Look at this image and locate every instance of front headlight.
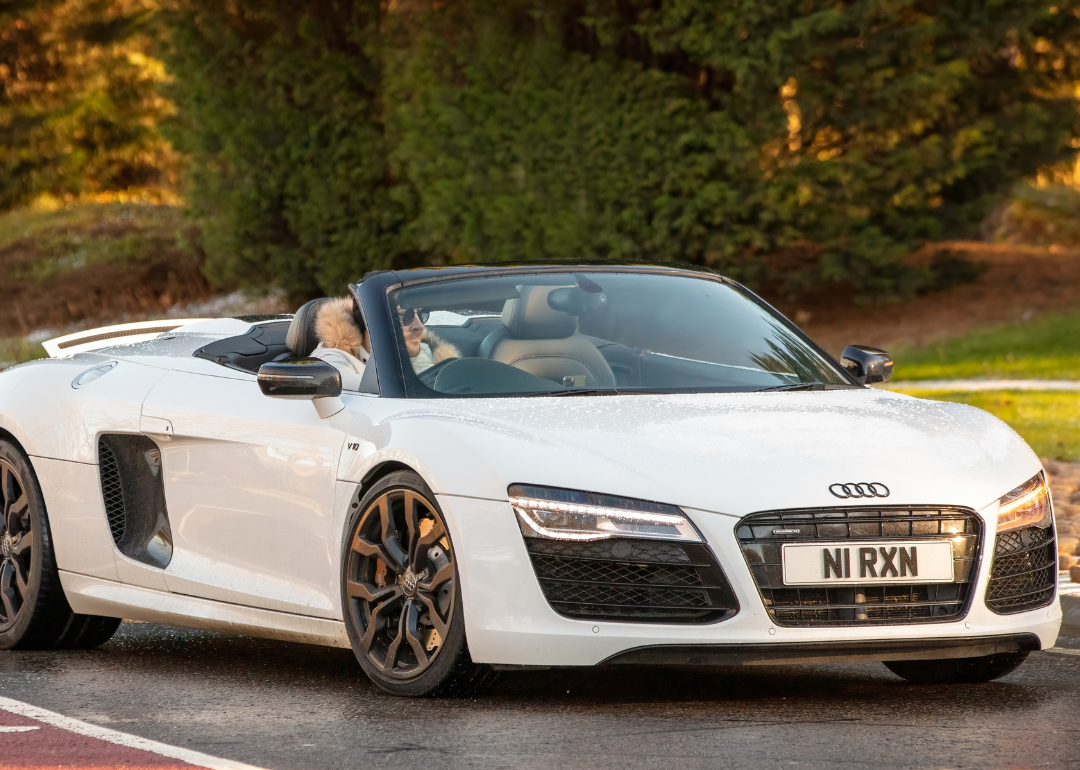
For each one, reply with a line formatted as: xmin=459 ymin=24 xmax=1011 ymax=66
xmin=508 ymin=485 xmax=702 ymax=543
xmin=995 ymin=473 xmax=1053 ymax=533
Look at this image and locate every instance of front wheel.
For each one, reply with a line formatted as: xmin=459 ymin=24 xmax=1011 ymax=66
xmin=341 ymin=471 xmax=498 ymax=697
xmin=883 ymin=651 xmax=1030 ymax=684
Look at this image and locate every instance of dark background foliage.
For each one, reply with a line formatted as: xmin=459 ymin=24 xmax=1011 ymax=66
xmin=0 ymin=0 xmax=177 ymax=208
xmin=5 ymin=0 xmax=1080 ymax=300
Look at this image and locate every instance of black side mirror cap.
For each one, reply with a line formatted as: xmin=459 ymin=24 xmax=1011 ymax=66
xmin=840 ymin=345 xmax=893 ymax=385
xmin=258 ymin=359 xmax=343 ymax=399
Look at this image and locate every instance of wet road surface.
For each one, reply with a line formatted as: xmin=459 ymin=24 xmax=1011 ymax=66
xmin=0 ymin=622 xmax=1078 ymax=770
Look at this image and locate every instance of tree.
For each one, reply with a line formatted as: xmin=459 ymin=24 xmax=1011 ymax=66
xmin=0 ymin=0 xmax=178 ymax=209
xmin=161 ymin=0 xmax=1080 ymax=298
xmin=159 ymin=0 xmax=399 ymax=300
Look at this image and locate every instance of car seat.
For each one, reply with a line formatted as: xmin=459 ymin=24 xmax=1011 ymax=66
xmin=478 ymin=286 xmax=616 ymax=388
xmin=285 ymin=298 xmax=331 ymax=357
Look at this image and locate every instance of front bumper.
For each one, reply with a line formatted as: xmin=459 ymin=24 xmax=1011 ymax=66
xmin=440 ymin=496 xmax=1062 ymax=667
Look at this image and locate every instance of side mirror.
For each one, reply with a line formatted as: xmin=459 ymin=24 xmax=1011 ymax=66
xmin=258 ymin=360 xmax=344 ymax=418
xmin=840 ymin=345 xmax=893 ymax=385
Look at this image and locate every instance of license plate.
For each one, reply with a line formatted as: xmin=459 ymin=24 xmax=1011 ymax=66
xmin=781 ymin=541 xmax=954 ymax=585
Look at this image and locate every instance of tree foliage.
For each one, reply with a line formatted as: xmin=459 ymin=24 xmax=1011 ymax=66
xmin=0 ymin=0 xmax=178 ymax=208
xmin=159 ymin=0 xmax=398 ymax=298
xmin=161 ymin=1 xmax=1080 ymax=297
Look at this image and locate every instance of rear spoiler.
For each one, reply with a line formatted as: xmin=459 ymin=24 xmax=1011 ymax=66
xmin=42 ymin=319 xmax=210 ymax=358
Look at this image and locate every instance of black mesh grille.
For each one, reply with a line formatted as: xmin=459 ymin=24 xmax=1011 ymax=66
xmin=986 ymin=525 xmax=1056 ymax=614
xmin=523 ymin=538 xmax=738 ymax=623
xmin=736 ymin=506 xmax=982 ymax=627
xmin=97 ymin=441 xmax=125 ymax=543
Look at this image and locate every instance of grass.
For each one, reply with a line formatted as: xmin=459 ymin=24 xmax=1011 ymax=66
xmin=0 ymin=200 xmax=210 ymax=340
xmin=894 ymin=312 xmax=1080 ymax=381
xmin=0 ymin=200 xmax=198 ymax=284
xmin=903 ymin=389 xmax=1080 ymax=461
xmin=0 ymin=338 xmax=46 ymax=370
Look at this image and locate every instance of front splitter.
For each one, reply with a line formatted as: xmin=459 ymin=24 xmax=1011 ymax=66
xmin=599 ymin=633 xmax=1041 ymax=667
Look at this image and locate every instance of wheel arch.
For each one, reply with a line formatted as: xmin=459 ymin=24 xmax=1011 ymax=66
xmin=0 ymin=414 xmax=37 ymax=462
xmin=359 ymin=460 xmax=417 ymax=492
xmin=338 ymin=459 xmax=426 ymax=554
xmin=0 ymin=427 xmax=43 ymax=491
xmin=0 ymin=426 xmax=29 ymax=459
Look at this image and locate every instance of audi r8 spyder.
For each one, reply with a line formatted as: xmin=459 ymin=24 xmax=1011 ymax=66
xmin=0 ymin=265 xmax=1061 ymax=696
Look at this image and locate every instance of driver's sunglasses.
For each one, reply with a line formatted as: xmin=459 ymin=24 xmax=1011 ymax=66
xmin=397 ymin=307 xmax=430 ymax=325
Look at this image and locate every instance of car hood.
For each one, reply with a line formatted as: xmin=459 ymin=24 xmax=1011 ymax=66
xmin=380 ymin=388 xmax=1040 ymax=517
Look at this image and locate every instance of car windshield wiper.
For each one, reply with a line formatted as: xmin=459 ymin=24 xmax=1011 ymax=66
xmin=526 ymin=388 xmax=621 ymax=397
xmin=755 ymin=382 xmax=849 ymax=392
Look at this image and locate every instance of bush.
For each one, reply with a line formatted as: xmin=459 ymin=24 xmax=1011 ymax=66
xmin=160 ymin=1 xmax=401 ymax=301
xmin=161 ymin=0 xmax=1080 ymax=299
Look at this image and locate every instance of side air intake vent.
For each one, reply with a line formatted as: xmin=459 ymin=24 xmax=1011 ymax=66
xmin=98 ymin=442 xmax=125 ymax=542
xmin=96 ymin=435 xmax=173 ymax=569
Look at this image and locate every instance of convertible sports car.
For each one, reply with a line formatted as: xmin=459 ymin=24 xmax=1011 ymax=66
xmin=0 ymin=264 xmax=1061 ymax=696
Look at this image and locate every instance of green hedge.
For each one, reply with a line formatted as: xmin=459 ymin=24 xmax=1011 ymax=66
xmin=161 ymin=0 xmax=1080 ymax=299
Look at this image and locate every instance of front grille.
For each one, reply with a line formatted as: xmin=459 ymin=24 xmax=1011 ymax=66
xmin=98 ymin=440 xmax=125 ymax=543
xmin=524 ymin=538 xmax=738 ymax=623
xmin=736 ymin=506 xmax=982 ymax=627
xmin=986 ymin=525 xmax=1056 ymax=614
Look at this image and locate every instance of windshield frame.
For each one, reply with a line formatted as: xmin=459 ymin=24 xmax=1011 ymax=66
xmin=350 ymin=265 xmax=861 ymax=399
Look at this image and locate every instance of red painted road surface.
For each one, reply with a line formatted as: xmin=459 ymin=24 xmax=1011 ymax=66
xmin=0 ymin=707 xmax=209 ymax=770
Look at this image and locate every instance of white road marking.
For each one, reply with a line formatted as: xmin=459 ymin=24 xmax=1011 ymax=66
xmin=0 ymin=725 xmax=39 ymax=732
xmin=0 ymin=696 xmax=267 ymax=770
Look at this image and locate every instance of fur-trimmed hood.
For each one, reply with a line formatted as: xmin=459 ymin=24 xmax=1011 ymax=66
xmin=315 ymin=296 xmax=459 ymax=364
xmin=315 ymin=298 xmax=368 ymax=359
xmin=421 ymin=329 xmax=460 ymax=365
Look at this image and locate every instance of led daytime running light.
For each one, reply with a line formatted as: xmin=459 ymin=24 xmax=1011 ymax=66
xmin=510 ymin=497 xmax=688 ymax=526
xmin=510 ymin=495 xmax=702 ymax=543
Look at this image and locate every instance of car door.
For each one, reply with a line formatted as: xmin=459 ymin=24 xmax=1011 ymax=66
xmin=141 ymin=367 xmax=354 ymax=618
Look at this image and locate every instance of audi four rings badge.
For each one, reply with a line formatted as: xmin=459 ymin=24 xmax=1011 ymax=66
xmin=829 ymin=482 xmax=890 ymax=499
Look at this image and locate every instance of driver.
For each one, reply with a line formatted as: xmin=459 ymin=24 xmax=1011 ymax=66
xmin=398 ymin=306 xmax=459 ymax=373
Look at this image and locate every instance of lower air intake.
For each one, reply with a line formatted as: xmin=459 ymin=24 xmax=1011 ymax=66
xmin=524 ymin=538 xmax=738 ymax=623
xmin=985 ymin=525 xmax=1056 ymax=614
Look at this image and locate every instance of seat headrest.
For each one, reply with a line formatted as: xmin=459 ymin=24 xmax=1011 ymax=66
xmin=501 ymin=286 xmax=577 ymax=339
xmin=286 ymin=298 xmax=331 ymax=357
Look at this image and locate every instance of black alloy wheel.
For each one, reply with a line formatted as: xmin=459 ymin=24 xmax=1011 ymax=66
xmin=342 ymin=470 xmax=497 ymax=697
xmin=0 ymin=439 xmax=122 ymax=650
xmin=0 ymin=458 xmax=33 ymax=633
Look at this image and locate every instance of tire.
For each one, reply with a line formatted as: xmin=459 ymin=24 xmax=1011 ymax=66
xmin=0 ymin=440 xmax=120 ymax=650
xmin=341 ymin=470 xmax=498 ymax=697
xmin=883 ymin=651 xmax=1030 ymax=684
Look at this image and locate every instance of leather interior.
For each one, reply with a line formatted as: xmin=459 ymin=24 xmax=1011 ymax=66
xmin=482 ymin=286 xmax=616 ymax=388
xmin=500 ymin=285 xmax=578 ymax=339
xmin=285 ymin=298 xmax=330 ymax=357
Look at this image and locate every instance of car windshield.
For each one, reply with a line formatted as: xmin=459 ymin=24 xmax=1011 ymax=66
xmin=387 ymin=271 xmax=852 ymax=397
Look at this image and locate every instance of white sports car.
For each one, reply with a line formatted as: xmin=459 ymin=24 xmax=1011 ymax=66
xmin=0 ymin=265 xmax=1061 ymax=696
